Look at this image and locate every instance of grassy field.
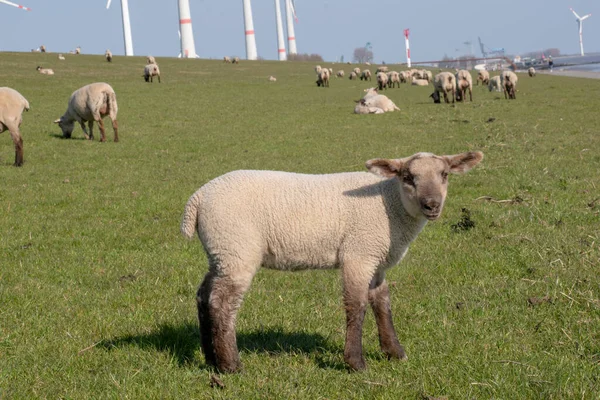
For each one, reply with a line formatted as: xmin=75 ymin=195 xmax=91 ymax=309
xmin=0 ymin=52 xmax=599 ymax=399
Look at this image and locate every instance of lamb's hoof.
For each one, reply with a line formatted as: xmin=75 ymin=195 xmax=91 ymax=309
xmin=345 ymin=356 xmax=367 ymax=371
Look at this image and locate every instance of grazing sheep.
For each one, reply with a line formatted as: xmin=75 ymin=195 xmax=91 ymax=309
xmin=182 ymin=151 xmax=484 ymax=372
xmin=411 ymin=69 xmax=423 ymax=79
xmin=58 ymin=54 xmax=66 ymax=61
xmin=349 ymin=71 xmax=358 ymax=80
xmin=399 ymin=71 xmax=410 ymax=83
xmin=232 ymin=57 xmax=240 ymax=64
xmin=223 ymin=56 xmax=232 ymax=63
xmin=147 ymin=55 xmax=156 ymax=65
xmin=315 ymin=65 xmax=322 ymax=74
xmin=377 ymin=71 xmax=388 ymax=90
xmin=502 ymin=71 xmax=518 ymax=99
xmin=54 ymin=82 xmax=119 ymax=142
xmin=353 ymin=98 xmax=384 ymax=114
xmin=0 ymin=87 xmax=29 ymax=166
xmin=144 ymin=63 xmax=161 ymax=83
xmin=422 ymin=70 xmax=433 ymax=83
xmin=528 ymin=67 xmax=536 ymax=77
xmin=36 ymin=66 xmax=54 ymax=76
xmin=430 ymin=72 xmax=455 ymax=103
xmin=362 ymin=87 xmax=400 ymax=112
xmin=40 ymin=45 xmax=46 ymax=53
xmin=477 ymin=70 xmax=490 ymax=86
xmin=455 ymin=70 xmax=473 ymax=102
xmin=387 ymin=71 xmax=400 ymax=88
xmin=316 ymin=68 xmax=330 ymax=87
xmin=75 ymin=47 xmax=81 ymax=55
xmin=105 ymin=49 xmax=113 ymax=62
xmin=411 ymin=78 xmax=429 ymax=86
xmin=353 ymin=67 xmax=361 ymax=76
xmin=360 ymin=69 xmax=372 ymax=81
xmin=488 ymin=76 xmax=502 ymax=92
xmin=336 ymin=70 xmax=345 ymax=78
xmin=268 ymin=76 xmax=277 ymax=82
xmin=328 ymin=68 xmax=333 ymax=75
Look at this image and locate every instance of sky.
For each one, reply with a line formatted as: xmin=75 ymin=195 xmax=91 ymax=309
xmin=1 ymin=0 xmax=599 ymax=63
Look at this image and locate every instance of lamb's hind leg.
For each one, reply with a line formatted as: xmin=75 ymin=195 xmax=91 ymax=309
xmin=369 ymin=272 xmax=406 ymax=361
xmin=87 ymin=121 xmax=94 ymax=141
xmin=97 ymin=119 xmax=107 ymax=142
xmin=111 ymin=119 xmax=119 ymax=142
xmin=8 ymin=125 xmax=23 ymax=166
xmin=197 ymin=271 xmax=217 ymax=367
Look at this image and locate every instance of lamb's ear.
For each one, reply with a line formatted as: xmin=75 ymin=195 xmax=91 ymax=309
xmin=53 ymin=118 xmax=61 ymax=124
xmin=443 ymin=151 xmax=484 ymax=174
xmin=366 ymin=158 xmax=404 ymax=177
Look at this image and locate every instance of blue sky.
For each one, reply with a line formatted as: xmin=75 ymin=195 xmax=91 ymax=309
xmin=1 ymin=0 xmax=599 ymax=62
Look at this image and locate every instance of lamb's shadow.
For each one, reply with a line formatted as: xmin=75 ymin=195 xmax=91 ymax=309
xmin=48 ymin=133 xmax=86 ymax=140
xmin=101 ymin=322 xmax=345 ymax=370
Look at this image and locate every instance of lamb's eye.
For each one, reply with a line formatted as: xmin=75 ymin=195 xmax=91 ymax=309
xmin=403 ymin=174 xmax=415 ymax=186
xmin=441 ymin=171 xmax=448 ymax=181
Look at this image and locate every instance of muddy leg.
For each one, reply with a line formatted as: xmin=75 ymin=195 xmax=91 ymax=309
xmin=197 ymin=272 xmax=217 ymax=367
xmin=79 ymin=121 xmax=90 ymax=140
xmin=369 ymin=273 xmax=406 ymax=360
xmin=97 ymin=119 xmax=106 ymax=142
xmin=112 ymin=119 xmax=119 ymax=142
xmin=87 ymin=121 xmax=94 ymax=141
xmin=9 ymin=127 xmax=23 ymax=167
xmin=342 ymin=266 xmax=372 ymax=371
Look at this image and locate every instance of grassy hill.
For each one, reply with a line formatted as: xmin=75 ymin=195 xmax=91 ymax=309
xmin=1 ymin=52 xmax=599 ymax=399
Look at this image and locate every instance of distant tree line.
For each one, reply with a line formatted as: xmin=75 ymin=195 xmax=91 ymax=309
xmin=288 ymin=53 xmax=324 ymax=62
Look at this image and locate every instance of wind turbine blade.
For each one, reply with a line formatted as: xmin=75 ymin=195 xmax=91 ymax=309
xmin=581 ymin=14 xmax=591 ymax=21
xmin=570 ymin=7 xmax=581 ymax=20
xmin=0 ymin=0 xmax=31 ymax=11
xmin=106 ymin=0 xmax=112 ymax=9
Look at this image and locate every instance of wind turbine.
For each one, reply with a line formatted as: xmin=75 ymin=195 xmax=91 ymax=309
xmin=274 ymin=0 xmax=286 ymax=60
xmin=570 ymin=7 xmax=591 ymax=56
xmin=285 ymin=0 xmax=297 ymax=54
xmin=242 ymin=0 xmax=258 ymax=60
xmin=178 ymin=0 xmax=197 ymax=58
xmin=106 ymin=0 xmax=134 ymax=56
xmin=0 ymin=0 xmax=31 ymax=11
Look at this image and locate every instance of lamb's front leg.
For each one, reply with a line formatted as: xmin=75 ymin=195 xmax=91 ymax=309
xmin=369 ymin=272 xmax=406 ymax=361
xmin=79 ymin=121 xmax=90 ymax=140
xmin=342 ymin=264 xmax=372 ymax=371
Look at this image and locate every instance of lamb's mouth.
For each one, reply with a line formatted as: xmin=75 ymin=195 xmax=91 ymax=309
xmin=423 ymin=211 xmax=440 ymax=220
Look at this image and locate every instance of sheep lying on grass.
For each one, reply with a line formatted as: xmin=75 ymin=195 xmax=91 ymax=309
xmin=362 ymin=87 xmax=400 ymax=112
xmin=144 ymin=64 xmax=161 ymax=83
xmin=353 ymin=98 xmax=384 ymax=114
xmin=36 ymin=66 xmax=54 ymax=75
xmin=58 ymin=54 xmax=66 ymax=61
xmin=411 ymin=78 xmax=428 ymax=86
xmin=181 ymin=151 xmax=484 ymax=372
xmin=502 ymin=71 xmax=518 ymax=99
xmin=0 ymin=87 xmax=29 ymax=166
xmin=105 ymin=49 xmax=113 ymax=62
xmin=430 ymin=72 xmax=455 ymax=103
xmin=54 ymin=82 xmax=119 ymax=142
xmin=268 ymin=76 xmax=277 ymax=82
xmin=488 ymin=75 xmax=502 ymax=92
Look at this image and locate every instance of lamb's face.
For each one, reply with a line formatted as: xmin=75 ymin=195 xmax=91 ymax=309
xmin=366 ymin=152 xmax=484 ymax=221
xmin=54 ymin=117 xmax=74 ymax=138
xmin=430 ymin=92 xmax=441 ymax=103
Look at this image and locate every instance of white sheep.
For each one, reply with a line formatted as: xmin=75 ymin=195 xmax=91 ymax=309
xmin=349 ymin=71 xmax=358 ymax=80
xmin=488 ymin=75 xmax=502 ymax=92
xmin=316 ymin=68 xmax=330 ymax=87
xmin=105 ymin=49 xmax=113 ymax=63
xmin=181 ymin=151 xmax=484 ymax=372
xmin=360 ymin=69 xmax=372 ymax=81
xmin=423 ymin=70 xmax=433 ymax=83
xmin=430 ymin=72 xmax=455 ymax=103
xmin=362 ymin=87 xmax=400 ymax=112
xmin=376 ymin=66 xmax=389 ymax=73
xmin=387 ymin=71 xmax=400 ymax=88
xmin=36 ymin=66 xmax=54 ymax=75
xmin=477 ymin=70 xmax=490 ymax=86
xmin=314 ymin=65 xmax=322 ymax=74
xmin=353 ymin=98 xmax=384 ymax=114
xmin=58 ymin=54 xmax=66 ymax=61
xmin=54 ymin=82 xmax=119 ymax=142
xmin=336 ymin=70 xmax=345 ymax=78
xmin=75 ymin=46 xmax=81 ymax=55
xmin=353 ymin=67 xmax=361 ymax=76
xmin=232 ymin=56 xmax=240 ymax=64
xmin=455 ymin=69 xmax=473 ymax=102
xmin=40 ymin=45 xmax=46 ymax=53
xmin=147 ymin=55 xmax=156 ymax=65
xmin=144 ymin=63 xmax=161 ymax=83
xmin=223 ymin=56 xmax=232 ymax=63
xmin=399 ymin=71 xmax=411 ymax=83
xmin=268 ymin=76 xmax=277 ymax=82
xmin=0 ymin=87 xmax=29 ymax=166
xmin=528 ymin=67 xmax=536 ymax=77
xmin=377 ymin=71 xmax=389 ymax=90
xmin=411 ymin=78 xmax=429 ymax=86
xmin=502 ymin=70 xmax=518 ymax=99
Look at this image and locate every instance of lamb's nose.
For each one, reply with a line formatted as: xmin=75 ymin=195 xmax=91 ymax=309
xmin=421 ymin=199 xmax=440 ymax=212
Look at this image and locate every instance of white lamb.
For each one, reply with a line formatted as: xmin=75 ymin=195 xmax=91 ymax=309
xmin=54 ymin=82 xmax=119 ymax=142
xmin=501 ymin=70 xmax=518 ymax=99
xmin=488 ymin=75 xmax=502 ymax=92
xmin=315 ymin=65 xmax=322 ymax=74
xmin=353 ymin=98 xmax=384 ymax=114
xmin=181 ymin=151 xmax=484 ymax=373
xmin=360 ymin=69 xmax=372 ymax=81
xmin=387 ymin=71 xmax=400 ymax=88
xmin=528 ymin=67 xmax=536 ymax=77
xmin=377 ymin=71 xmax=388 ymax=90
xmin=144 ymin=64 xmax=161 ymax=83
xmin=336 ymin=70 xmax=345 ymax=78
xmin=0 ymin=87 xmax=29 ymax=166
xmin=349 ymin=71 xmax=358 ymax=80
xmin=477 ymin=70 xmax=489 ymax=86
xmin=105 ymin=49 xmax=113 ymax=63
xmin=147 ymin=55 xmax=156 ymax=65
xmin=353 ymin=67 xmax=361 ymax=76
xmin=411 ymin=78 xmax=429 ymax=86
xmin=36 ymin=66 xmax=54 ymax=76
xmin=232 ymin=57 xmax=240 ymax=64
xmin=362 ymin=87 xmax=400 ymax=112
xmin=223 ymin=56 xmax=232 ymax=63
xmin=268 ymin=76 xmax=277 ymax=82
xmin=430 ymin=72 xmax=455 ymax=103
xmin=455 ymin=69 xmax=473 ymax=102
xmin=58 ymin=54 xmax=66 ymax=61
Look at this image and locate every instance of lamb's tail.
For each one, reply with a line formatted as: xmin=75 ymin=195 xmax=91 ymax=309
xmin=24 ymin=99 xmax=30 ymax=112
xmin=107 ymin=90 xmax=118 ymax=120
xmin=181 ymin=189 xmax=203 ymax=239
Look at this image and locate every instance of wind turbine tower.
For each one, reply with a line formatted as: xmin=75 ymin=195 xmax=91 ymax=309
xmin=178 ymin=0 xmax=197 ymax=58
xmin=570 ymin=7 xmax=592 ymax=56
xmin=243 ymin=0 xmax=258 ymax=60
xmin=274 ymin=0 xmax=286 ymax=60
xmin=285 ymin=0 xmax=297 ymax=55
xmin=107 ymin=0 xmax=134 ymax=56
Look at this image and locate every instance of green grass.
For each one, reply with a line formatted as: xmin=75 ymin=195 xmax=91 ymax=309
xmin=1 ymin=52 xmax=599 ymax=399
